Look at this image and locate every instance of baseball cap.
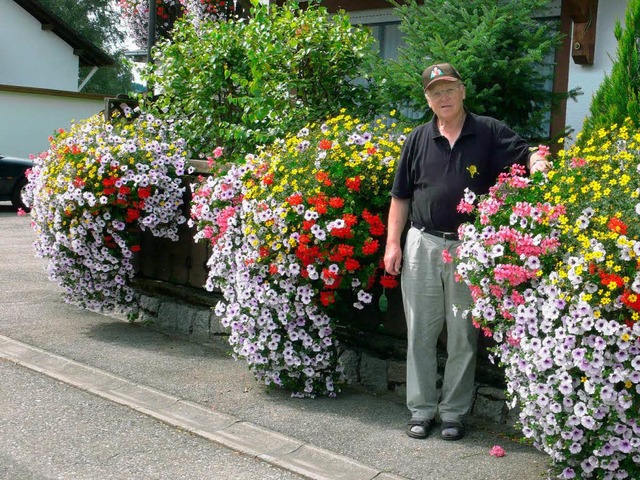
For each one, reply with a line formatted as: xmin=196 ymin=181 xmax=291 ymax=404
xmin=422 ymin=63 xmax=463 ymax=90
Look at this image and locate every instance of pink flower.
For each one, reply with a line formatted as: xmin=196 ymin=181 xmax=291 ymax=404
xmin=442 ymin=249 xmax=453 ymax=263
xmin=213 ymin=146 xmax=224 ymax=158
xmin=490 ymin=445 xmax=506 ymax=457
xmin=457 ymin=199 xmax=474 ymax=214
xmin=16 ymin=208 xmax=27 ymax=216
xmin=537 ymin=144 xmax=550 ymax=158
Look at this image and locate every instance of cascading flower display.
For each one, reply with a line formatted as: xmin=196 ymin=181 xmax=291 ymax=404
xmin=117 ymin=0 xmax=183 ymax=49
xmin=117 ymin=0 xmax=234 ymax=48
xmin=190 ymin=112 xmax=404 ymax=397
xmin=24 ymin=108 xmax=190 ymax=314
xmin=456 ymin=120 xmax=640 ymax=479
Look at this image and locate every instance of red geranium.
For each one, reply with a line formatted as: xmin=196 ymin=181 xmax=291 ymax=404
xmin=125 ymin=208 xmax=140 ymax=223
xmin=380 ymin=274 xmax=399 ymax=289
xmin=318 ymin=139 xmax=332 ymax=150
xmin=607 ymin=217 xmax=628 ymax=235
xmin=345 ymin=176 xmax=361 ymax=191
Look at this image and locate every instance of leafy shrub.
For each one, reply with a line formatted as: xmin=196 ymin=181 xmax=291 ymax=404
xmin=376 ymin=0 xmax=567 ymax=140
xmin=24 ymin=109 xmax=189 ymax=314
xmin=189 ymin=113 xmax=404 ymax=396
xmin=142 ymin=0 xmax=382 ymax=160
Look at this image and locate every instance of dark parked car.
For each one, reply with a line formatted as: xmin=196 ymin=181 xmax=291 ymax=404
xmin=0 ymin=154 xmax=33 ymax=211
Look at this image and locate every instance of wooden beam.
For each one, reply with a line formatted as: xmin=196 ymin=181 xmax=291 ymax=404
xmin=567 ymin=0 xmax=598 ymax=64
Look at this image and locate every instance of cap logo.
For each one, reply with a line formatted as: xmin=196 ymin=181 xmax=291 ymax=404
xmin=430 ymin=67 xmax=443 ymax=79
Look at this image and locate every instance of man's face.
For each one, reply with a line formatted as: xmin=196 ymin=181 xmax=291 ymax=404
xmin=425 ymin=81 xmax=466 ymax=122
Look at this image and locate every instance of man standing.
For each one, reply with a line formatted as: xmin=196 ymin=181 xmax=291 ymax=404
xmin=383 ymin=63 xmax=550 ymax=441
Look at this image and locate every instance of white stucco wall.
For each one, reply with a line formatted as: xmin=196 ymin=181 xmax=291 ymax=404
xmin=0 ymin=91 xmax=104 ymax=158
xmin=565 ymin=0 xmax=629 ymax=137
xmin=0 ymin=1 xmax=80 ymax=91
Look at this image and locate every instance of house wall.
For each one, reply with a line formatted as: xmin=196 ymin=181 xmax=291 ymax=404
xmin=0 ymin=1 xmax=79 ymax=92
xmin=0 ymin=88 xmax=104 ymax=157
xmin=564 ymin=0 xmax=629 ymax=138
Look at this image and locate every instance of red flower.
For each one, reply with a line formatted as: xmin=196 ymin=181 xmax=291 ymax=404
xmin=320 ymin=291 xmax=335 ymax=306
xmin=607 ymin=217 xmax=628 ymax=235
xmin=296 ymin=245 xmax=322 ymax=266
xmin=286 ymin=193 xmax=303 ymax=206
xmin=119 ymin=185 xmax=131 ymax=196
xmin=362 ymin=238 xmax=379 ymax=255
xmin=367 ymin=147 xmax=377 ymax=155
xmin=380 ymin=275 xmax=399 ymax=289
xmin=130 ymin=245 xmax=141 ymax=252
xmin=263 ymin=173 xmax=274 ymax=186
xmin=125 ymin=208 xmax=140 ymax=223
xmin=302 ymin=219 xmax=316 ymax=230
xmin=259 ymin=246 xmax=270 ymax=258
xmin=269 ymin=264 xmax=278 ymax=275
xmin=298 ymin=234 xmax=311 ymax=245
xmin=329 ymin=197 xmax=345 ymax=209
xmin=345 ymin=176 xmax=361 ymax=191
xmin=344 ymin=258 xmax=360 ymax=272
xmin=315 ymin=171 xmax=332 ymax=186
xmin=330 ymin=227 xmax=353 ymax=239
xmin=363 ymin=210 xmax=385 ymax=236
xmin=138 ymin=186 xmax=151 ymax=199
xmin=73 ymin=177 xmax=85 ymax=188
xmin=318 ymin=139 xmax=332 ymax=150
xmin=343 ymin=214 xmax=358 ymax=227
xmin=315 ymin=202 xmax=328 ymax=215
xmin=338 ymin=244 xmax=354 ymax=257
xmin=622 ymin=290 xmax=640 ymax=312
xmin=599 ymin=271 xmax=625 ymax=289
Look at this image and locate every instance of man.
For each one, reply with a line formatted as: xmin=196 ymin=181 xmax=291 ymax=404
xmin=383 ymin=63 xmax=550 ymax=441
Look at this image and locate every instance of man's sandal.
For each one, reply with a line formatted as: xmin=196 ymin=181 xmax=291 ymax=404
xmin=406 ymin=418 xmax=434 ymax=439
xmin=441 ymin=421 xmax=465 ymax=441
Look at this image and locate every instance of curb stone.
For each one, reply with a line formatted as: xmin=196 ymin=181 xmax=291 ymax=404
xmin=0 ymin=334 xmax=410 ymax=480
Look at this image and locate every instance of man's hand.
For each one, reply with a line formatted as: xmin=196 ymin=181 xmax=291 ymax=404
xmin=528 ymin=151 xmax=552 ymax=174
xmin=384 ymin=197 xmax=410 ymax=276
xmin=384 ymin=243 xmax=403 ymax=276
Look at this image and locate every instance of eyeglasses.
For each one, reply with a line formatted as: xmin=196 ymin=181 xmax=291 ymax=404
xmin=426 ymin=86 xmax=460 ymax=101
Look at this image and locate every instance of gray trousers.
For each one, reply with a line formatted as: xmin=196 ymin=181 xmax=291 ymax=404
xmin=401 ymin=227 xmax=477 ymax=423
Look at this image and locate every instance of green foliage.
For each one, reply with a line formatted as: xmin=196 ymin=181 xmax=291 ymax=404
xmin=36 ymin=0 xmax=135 ymax=96
xmin=373 ymin=0 xmax=565 ymax=141
xmin=580 ymin=0 xmax=640 ymax=141
xmin=141 ymin=1 xmax=382 ymax=160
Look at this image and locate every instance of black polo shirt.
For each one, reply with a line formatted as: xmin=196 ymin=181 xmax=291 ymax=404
xmin=391 ymin=112 xmax=531 ymax=233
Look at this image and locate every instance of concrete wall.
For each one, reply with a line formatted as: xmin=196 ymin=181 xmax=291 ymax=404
xmin=0 ymin=1 xmax=80 ymax=91
xmin=565 ymin=0 xmax=629 ymax=137
xmin=0 ymin=89 xmax=105 ymax=158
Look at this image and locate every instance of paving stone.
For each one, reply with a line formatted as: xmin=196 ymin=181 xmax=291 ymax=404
xmin=360 ymin=352 xmax=388 ymax=392
xmin=387 ymin=359 xmax=406 ymax=384
xmin=139 ymin=294 xmax=160 ymax=314
xmin=338 ymin=349 xmax=360 ymax=384
xmin=156 ymin=301 xmax=180 ymax=331
xmin=191 ymin=309 xmax=211 ymax=338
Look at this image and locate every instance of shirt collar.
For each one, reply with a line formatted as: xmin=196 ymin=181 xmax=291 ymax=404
xmin=431 ymin=108 xmax=474 ymax=138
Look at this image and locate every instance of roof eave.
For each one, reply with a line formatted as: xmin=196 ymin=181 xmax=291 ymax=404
xmin=12 ymin=0 xmax=115 ymax=67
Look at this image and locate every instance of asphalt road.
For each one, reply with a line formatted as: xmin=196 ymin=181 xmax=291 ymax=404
xmin=0 ymin=360 xmax=304 ymax=480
